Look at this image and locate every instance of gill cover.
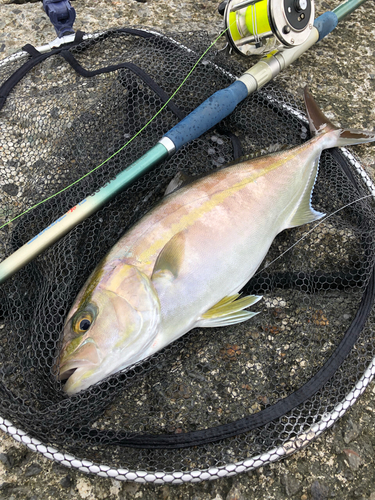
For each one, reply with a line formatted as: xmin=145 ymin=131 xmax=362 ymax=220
xmin=59 ymin=264 xmax=161 ymax=394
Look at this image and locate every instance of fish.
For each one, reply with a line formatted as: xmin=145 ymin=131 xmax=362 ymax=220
xmin=58 ymin=87 xmax=375 ymax=394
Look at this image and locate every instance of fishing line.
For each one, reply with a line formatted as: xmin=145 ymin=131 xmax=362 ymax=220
xmin=1 ymin=3 xmax=374 ymax=481
xmin=257 ymin=192 xmax=374 ymax=275
xmin=0 ymin=24 xmax=233 ymax=232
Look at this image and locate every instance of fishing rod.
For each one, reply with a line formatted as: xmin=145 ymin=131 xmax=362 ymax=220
xmin=0 ymin=0 xmax=368 ymax=284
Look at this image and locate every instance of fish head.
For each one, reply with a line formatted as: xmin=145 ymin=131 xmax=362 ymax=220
xmin=58 ymin=263 xmax=161 ymax=395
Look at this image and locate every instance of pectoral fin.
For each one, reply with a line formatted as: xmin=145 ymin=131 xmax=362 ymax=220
xmin=151 ymin=231 xmax=186 ymax=283
xmin=196 ymin=294 xmax=262 ymax=327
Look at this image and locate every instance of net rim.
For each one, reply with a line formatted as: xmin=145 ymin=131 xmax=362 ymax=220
xmin=1 ymin=147 xmax=374 ymax=483
xmin=1 ymin=26 xmax=375 ymax=483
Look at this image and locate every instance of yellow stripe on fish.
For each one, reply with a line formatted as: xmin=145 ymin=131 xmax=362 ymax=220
xmin=137 ymin=148 xmax=300 ymax=265
xmin=57 ymin=88 xmax=375 ymax=394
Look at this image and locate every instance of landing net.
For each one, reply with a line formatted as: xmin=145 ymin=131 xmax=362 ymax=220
xmin=0 ymin=28 xmax=374 ymax=483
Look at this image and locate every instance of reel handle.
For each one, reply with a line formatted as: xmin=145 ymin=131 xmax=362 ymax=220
xmin=218 ymin=0 xmax=229 ymax=15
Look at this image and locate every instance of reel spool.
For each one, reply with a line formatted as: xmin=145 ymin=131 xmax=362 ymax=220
xmin=221 ymin=0 xmax=315 ymax=56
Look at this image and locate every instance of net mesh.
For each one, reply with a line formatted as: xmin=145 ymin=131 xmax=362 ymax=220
xmin=0 ymin=28 xmax=374 ymax=481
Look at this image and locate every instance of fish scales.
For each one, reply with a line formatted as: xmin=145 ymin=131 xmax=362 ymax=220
xmin=109 ymin=140 xmax=317 ymax=273
xmin=109 ymin=141 xmax=319 ymax=325
xmin=58 ymin=88 xmax=375 ymax=394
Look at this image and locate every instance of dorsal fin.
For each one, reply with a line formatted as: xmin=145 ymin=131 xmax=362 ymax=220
xmin=164 ymin=145 xmax=295 ymax=197
xmin=164 ymin=171 xmax=195 ymax=196
xmin=224 ymin=144 xmax=293 ymax=168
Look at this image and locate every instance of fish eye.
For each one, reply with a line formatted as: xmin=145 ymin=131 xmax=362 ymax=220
xmin=73 ymin=312 xmax=93 ymax=335
xmin=79 ymin=319 xmax=91 ymax=331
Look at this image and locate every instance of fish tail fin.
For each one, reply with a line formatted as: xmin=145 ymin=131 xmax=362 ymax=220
xmin=304 ymin=87 xmax=375 ymax=147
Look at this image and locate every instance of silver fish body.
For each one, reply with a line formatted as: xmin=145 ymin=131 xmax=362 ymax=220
xmin=58 ymin=88 xmax=375 ymax=394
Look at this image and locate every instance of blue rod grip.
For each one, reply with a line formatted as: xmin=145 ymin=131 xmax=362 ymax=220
xmin=164 ymin=80 xmax=248 ymax=151
xmin=314 ymin=12 xmax=339 ymax=41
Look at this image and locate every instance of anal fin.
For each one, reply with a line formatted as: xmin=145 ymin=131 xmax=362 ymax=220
xmin=287 ymin=157 xmax=325 ymax=228
xmin=196 ymin=294 xmax=262 ymax=328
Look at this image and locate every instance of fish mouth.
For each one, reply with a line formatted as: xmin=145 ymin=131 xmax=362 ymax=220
xmin=58 ymin=358 xmax=93 ymax=382
xmin=60 ymin=364 xmax=99 ymax=395
xmin=58 ymin=337 xmax=101 ymax=383
xmin=59 ymin=367 xmax=77 ymax=381
xmin=58 ymin=359 xmax=99 ymax=394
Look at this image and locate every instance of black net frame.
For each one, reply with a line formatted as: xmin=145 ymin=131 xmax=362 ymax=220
xmin=0 ymin=28 xmax=375 ymax=482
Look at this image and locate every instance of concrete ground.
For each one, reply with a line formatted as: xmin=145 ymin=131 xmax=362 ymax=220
xmin=0 ymin=0 xmax=375 ymax=498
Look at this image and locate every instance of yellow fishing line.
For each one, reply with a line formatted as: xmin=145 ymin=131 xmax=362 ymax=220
xmin=0 ymin=26 xmax=232 ymax=231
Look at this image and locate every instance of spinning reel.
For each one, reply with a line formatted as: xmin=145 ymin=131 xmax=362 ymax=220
xmin=219 ymin=0 xmax=315 ymax=56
